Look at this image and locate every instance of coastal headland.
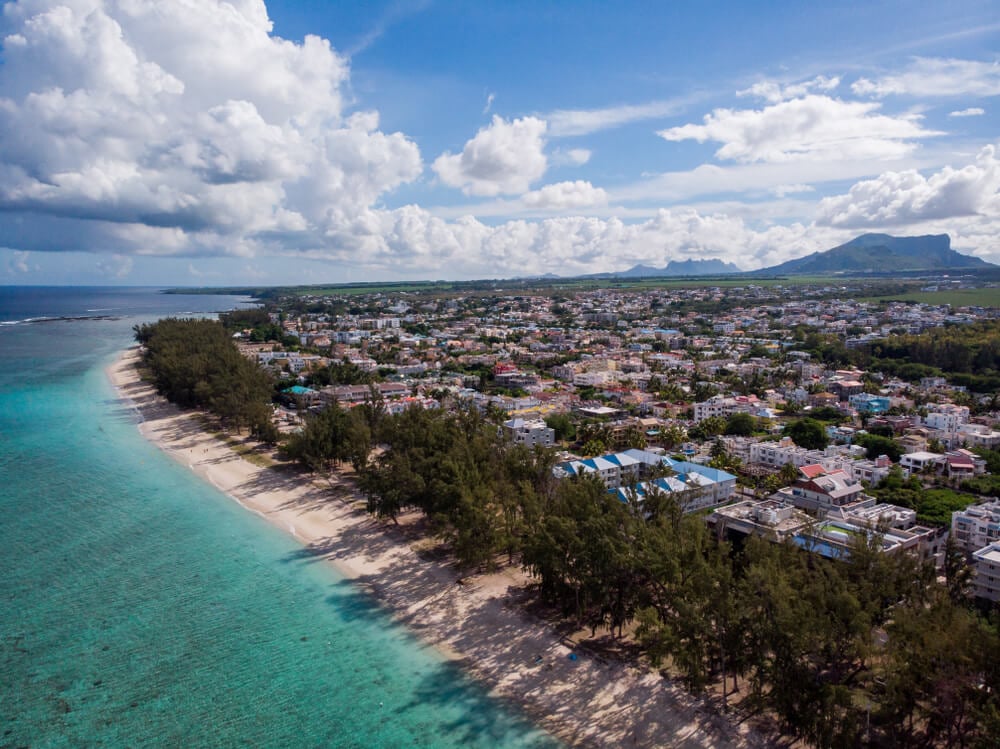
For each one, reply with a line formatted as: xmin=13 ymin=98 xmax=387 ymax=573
xmin=109 ymin=346 xmax=754 ymax=748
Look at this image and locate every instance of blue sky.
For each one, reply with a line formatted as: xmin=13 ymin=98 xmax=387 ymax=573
xmin=1 ymin=0 xmax=998 ymax=285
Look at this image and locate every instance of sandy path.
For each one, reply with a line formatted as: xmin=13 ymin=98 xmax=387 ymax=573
xmin=109 ymin=347 xmax=757 ymax=749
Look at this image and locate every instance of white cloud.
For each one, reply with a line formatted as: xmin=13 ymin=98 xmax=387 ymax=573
xmin=7 ymin=250 xmax=32 ymax=274
xmin=521 ymin=181 xmax=608 ymax=210
xmin=737 ymin=75 xmax=841 ymax=103
xmin=96 ymin=253 xmax=133 ymax=279
xmin=551 ymin=147 xmax=592 ymax=166
xmin=949 ymin=107 xmax=985 ymax=118
xmin=657 ymin=95 xmax=942 ymax=163
xmin=852 ymin=57 xmax=1000 ymax=98
xmin=0 ymin=0 xmax=421 ymax=256
xmin=771 ymin=184 xmax=815 ymax=198
xmin=279 ymin=202 xmax=841 ymax=277
xmin=482 ymin=92 xmax=495 ymax=115
xmin=613 ymin=156 xmax=928 ymax=204
xmin=816 ymin=145 xmax=1000 ymax=228
xmin=546 ymin=100 xmax=684 ymax=137
xmin=432 ymin=115 xmax=548 ymax=196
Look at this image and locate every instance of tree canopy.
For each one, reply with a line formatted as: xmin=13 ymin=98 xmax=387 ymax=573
xmin=784 ymin=418 xmax=830 ymax=450
xmin=135 ymin=318 xmax=277 ymax=441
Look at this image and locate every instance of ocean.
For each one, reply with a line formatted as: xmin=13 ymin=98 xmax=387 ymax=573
xmin=0 ymin=287 xmax=556 ymax=748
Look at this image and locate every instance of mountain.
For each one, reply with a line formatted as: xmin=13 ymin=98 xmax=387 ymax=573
xmin=760 ymin=233 xmax=994 ymax=275
xmin=619 ymin=258 xmax=743 ymax=277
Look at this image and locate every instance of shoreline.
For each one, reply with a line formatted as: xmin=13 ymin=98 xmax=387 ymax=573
xmin=108 ymin=346 xmax=753 ymax=749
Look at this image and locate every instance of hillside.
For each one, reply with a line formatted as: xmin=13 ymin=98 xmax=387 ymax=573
xmin=761 ymin=233 xmax=993 ymax=275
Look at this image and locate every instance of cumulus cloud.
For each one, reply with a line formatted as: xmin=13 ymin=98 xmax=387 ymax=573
xmin=277 ymin=200 xmax=836 ymax=277
xmin=0 ymin=0 xmax=421 ymax=256
xmin=815 ymin=145 xmax=1000 ymax=228
xmin=658 ymin=95 xmax=941 ymax=163
xmin=521 ymin=181 xmax=608 ymax=210
xmin=432 ymin=115 xmax=548 ymax=196
xmin=738 ymin=75 xmax=841 ymax=103
xmin=852 ymin=57 xmax=1000 ymax=98
xmin=949 ymin=107 xmax=985 ymax=117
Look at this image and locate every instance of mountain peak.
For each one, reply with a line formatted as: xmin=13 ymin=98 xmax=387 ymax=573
xmin=761 ymin=233 xmax=990 ymax=275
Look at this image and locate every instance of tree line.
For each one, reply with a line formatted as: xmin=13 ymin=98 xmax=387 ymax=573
xmin=134 ymin=318 xmax=278 ymax=442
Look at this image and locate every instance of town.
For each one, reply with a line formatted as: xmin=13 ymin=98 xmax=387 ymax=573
xmin=138 ymin=275 xmax=1000 ymax=745
xmin=232 ymin=278 xmax=1000 ymax=602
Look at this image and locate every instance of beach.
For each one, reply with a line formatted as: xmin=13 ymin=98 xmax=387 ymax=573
xmin=109 ymin=346 xmax=754 ymax=749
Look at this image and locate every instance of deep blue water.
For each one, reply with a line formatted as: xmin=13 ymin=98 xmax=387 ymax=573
xmin=0 ymin=287 xmax=555 ymax=748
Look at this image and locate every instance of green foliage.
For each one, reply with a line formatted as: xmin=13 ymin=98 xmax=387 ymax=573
xmin=724 ymin=412 xmax=756 ymax=436
xmin=974 ymin=447 xmax=1000 ymax=474
xmin=807 ymin=406 xmax=846 ymax=423
xmin=855 ymin=433 xmax=902 ymax=462
xmin=688 ymin=415 xmax=726 ymax=441
xmin=284 ymin=402 xmax=370 ymax=473
xmin=135 ymin=318 xmax=274 ymax=435
xmin=860 ymin=320 xmax=1000 ymax=392
xmin=357 ymin=405 xmax=556 ymax=570
xmin=783 ymin=418 xmax=830 ymax=450
xmin=962 ymin=475 xmax=1000 ymax=497
xmin=870 ymin=468 xmax=977 ymax=526
xmin=544 ymin=412 xmax=576 ymax=442
xmin=308 ymin=357 xmax=379 ymax=387
xmin=915 ymin=489 xmax=978 ymax=527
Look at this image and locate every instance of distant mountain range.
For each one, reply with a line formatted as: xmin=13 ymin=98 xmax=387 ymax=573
xmin=519 ymin=233 xmax=993 ymax=281
xmin=757 ymin=233 xmax=994 ymax=275
xmin=618 ymin=258 xmax=744 ymax=277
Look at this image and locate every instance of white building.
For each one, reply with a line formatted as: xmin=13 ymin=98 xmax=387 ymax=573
xmin=899 ymin=451 xmax=943 ymax=476
xmin=923 ymin=404 xmax=969 ymax=433
xmin=501 ymin=418 xmax=555 ymax=447
xmin=573 ymin=370 xmax=616 ymax=387
xmin=749 ymin=438 xmax=892 ymax=486
xmin=693 ymin=394 xmax=760 ymax=422
xmin=951 ymin=500 xmax=1000 ymax=554
xmin=956 ymin=423 xmax=1000 ymax=450
xmin=972 ymin=543 xmax=1000 ymax=603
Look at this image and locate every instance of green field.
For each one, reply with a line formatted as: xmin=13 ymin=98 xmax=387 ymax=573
xmin=860 ymin=287 xmax=1000 ymax=308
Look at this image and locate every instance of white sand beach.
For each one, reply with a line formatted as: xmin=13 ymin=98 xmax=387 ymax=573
xmin=109 ymin=346 xmax=757 ymax=749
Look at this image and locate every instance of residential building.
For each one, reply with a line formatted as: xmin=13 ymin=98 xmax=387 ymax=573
xmin=501 ymin=418 xmax=555 ymax=447
xmin=556 ymin=449 xmax=736 ymax=505
xmin=899 ymin=451 xmax=943 ymax=476
xmin=924 ymin=404 xmax=970 ymax=433
xmin=951 ymin=500 xmax=1000 ymax=554
xmin=710 ymin=499 xmax=939 ymax=561
xmin=971 ymin=543 xmax=1000 ymax=603
xmin=777 ymin=465 xmax=865 ymax=513
xmin=849 ymin=393 xmax=890 ymax=414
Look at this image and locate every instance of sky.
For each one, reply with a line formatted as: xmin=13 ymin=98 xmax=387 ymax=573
xmin=0 ymin=0 xmax=999 ymax=286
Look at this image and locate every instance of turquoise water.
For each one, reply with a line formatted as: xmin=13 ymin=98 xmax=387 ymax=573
xmin=0 ymin=288 xmax=556 ymax=748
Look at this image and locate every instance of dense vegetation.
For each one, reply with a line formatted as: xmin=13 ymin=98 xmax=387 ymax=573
xmin=134 ymin=318 xmax=278 ymax=442
xmin=857 ymin=321 xmax=1000 ymax=393
xmin=287 ymin=401 xmax=1000 ymax=747
xmin=868 ymin=467 xmax=981 ymax=527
